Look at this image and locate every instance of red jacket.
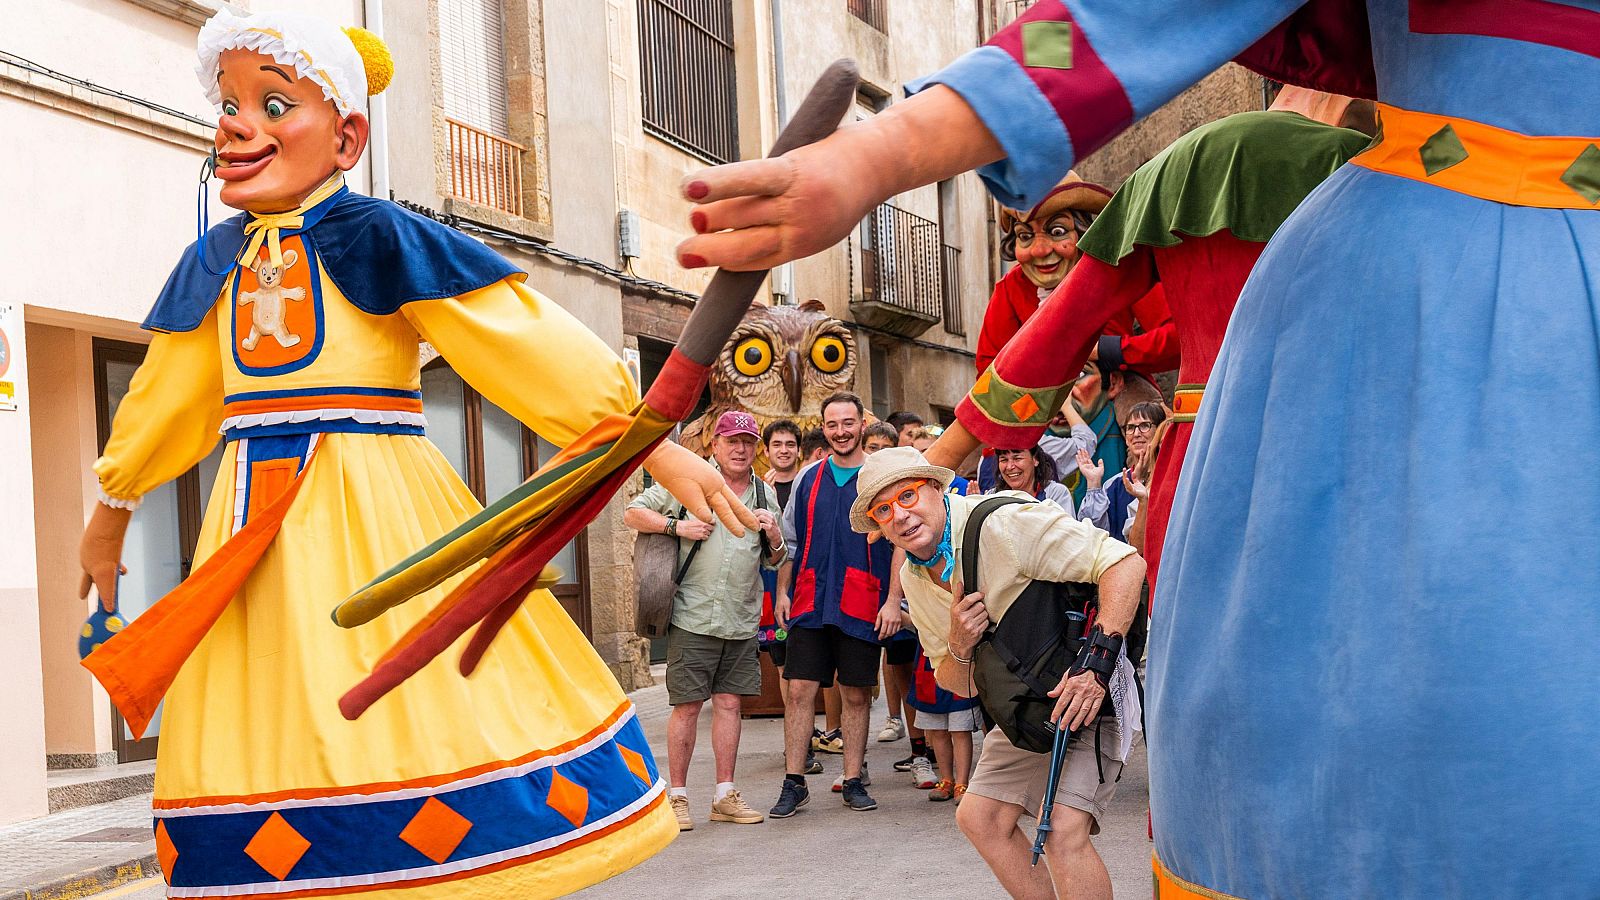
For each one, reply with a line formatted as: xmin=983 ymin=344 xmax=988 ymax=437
xmin=975 ymin=265 xmax=1179 ymax=376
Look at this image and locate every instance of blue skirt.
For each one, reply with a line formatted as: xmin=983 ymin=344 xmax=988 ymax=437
xmin=1150 ymin=164 xmax=1600 ymax=898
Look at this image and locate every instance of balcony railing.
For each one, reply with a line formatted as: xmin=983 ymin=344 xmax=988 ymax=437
xmin=848 ymin=202 xmax=961 ymax=339
xmin=447 ymin=117 xmax=525 ymax=217
xmin=941 ymin=244 xmax=964 ymax=336
xmin=848 ymin=0 xmax=887 ymax=31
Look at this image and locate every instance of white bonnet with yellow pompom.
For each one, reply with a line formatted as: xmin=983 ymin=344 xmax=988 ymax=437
xmin=196 ymin=9 xmax=393 ymax=117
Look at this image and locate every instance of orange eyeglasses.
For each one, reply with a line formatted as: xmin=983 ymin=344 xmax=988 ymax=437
xmin=869 ymin=479 xmax=930 ymax=525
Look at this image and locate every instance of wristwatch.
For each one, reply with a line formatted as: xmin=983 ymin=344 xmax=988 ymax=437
xmin=665 ymin=517 xmax=678 ymax=537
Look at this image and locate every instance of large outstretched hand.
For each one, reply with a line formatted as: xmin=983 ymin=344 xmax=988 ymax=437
xmin=642 ymin=440 xmax=759 ymax=536
xmin=675 ymin=85 xmax=1003 ymax=273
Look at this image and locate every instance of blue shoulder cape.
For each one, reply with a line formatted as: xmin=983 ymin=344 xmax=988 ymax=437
xmin=143 ymin=188 xmax=523 ymax=332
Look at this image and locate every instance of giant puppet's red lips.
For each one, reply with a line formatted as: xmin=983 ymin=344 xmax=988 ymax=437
xmin=214 ymin=146 xmax=279 ymax=182
xmin=1030 ymin=260 xmax=1061 ymax=275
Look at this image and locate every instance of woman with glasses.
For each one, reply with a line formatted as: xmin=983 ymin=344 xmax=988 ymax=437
xmin=1078 ymin=401 xmax=1166 ymax=541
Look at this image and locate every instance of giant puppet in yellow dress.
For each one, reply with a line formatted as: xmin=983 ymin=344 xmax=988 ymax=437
xmin=75 ymin=11 xmax=750 ymax=898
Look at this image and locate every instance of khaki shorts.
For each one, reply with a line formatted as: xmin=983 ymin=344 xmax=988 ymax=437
xmin=965 ymin=721 xmax=1123 ymax=834
xmin=665 ymin=625 xmax=761 ymax=705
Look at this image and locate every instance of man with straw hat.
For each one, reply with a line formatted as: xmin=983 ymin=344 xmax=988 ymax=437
xmin=851 ymin=446 xmax=1144 ymax=900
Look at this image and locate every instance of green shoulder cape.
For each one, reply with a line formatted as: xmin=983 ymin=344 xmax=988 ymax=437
xmin=1077 ymin=110 xmax=1373 ymax=266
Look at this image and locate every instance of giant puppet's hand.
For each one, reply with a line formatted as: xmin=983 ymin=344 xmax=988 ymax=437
xmin=642 ymin=440 xmax=761 ymax=537
xmin=676 ymin=86 xmax=1002 ymax=272
xmin=925 ymin=420 xmax=981 ymax=471
xmin=77 ymin=503 xmax=132 ymax=612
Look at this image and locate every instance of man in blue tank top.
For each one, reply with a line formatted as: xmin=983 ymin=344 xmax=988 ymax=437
xmin=770 ymin=392 xmax=898 ymax=817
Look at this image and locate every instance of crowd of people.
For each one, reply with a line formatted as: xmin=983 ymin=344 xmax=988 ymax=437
xmin=627 ymin=384 xmax=1166 ymax=895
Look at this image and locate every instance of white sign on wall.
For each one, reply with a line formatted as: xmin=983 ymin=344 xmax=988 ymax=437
xmin=0 ymin=301 xmax=18 ymax=412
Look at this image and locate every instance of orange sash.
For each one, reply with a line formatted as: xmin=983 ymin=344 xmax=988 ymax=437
xmin=81 ymin=446 xmax=319 ymax=739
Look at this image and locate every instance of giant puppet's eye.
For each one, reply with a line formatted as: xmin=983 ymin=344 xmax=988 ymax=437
xmin=811 ymin=336 xmax=847 ymax=373
xmin=265 ymin=96 xmax=291 ymax=119
xmin=222 ymin=100 xmax=240 ymax=117
xmin=734 ymin=338 xmax=773 ymax=377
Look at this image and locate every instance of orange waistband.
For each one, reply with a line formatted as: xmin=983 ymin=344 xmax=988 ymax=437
xmin=1351 ymin=104 xmax=1600 ymax=209
xmin=222 ymin=393 xmax=424 ymax=417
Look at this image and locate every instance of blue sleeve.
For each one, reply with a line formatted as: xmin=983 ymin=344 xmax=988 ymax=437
xmin=905 ymin=0 xmax=1303 ymax=209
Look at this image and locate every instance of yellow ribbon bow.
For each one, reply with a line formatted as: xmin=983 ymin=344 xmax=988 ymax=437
xmin=237 ymin=174 xmax=345 ymax=271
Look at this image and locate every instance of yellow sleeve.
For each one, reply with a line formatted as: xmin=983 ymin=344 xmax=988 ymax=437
xmin=92 ymin=308 xmax=226 ymax=505
xmin=1008 ymin=502 xmax=1138 ymax=585
xmin=403 ymin=278 xmax=639 ymax=445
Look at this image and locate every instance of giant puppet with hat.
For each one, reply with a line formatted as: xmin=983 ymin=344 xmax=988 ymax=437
xmin=974 ymin=172 xmax=1173 ymax=494
xmin=70 ymin=9 xmax=793 ymax=897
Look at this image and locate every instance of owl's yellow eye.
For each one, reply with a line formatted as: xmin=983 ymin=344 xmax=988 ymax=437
xmin=734 ymin=338 xmax=773 ymax=377
xmin=811 ymin=336 xmax=847 ymax=373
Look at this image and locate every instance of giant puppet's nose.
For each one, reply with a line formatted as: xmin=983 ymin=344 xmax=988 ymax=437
xmin=219 ymin=112 xmax=258 ymax=145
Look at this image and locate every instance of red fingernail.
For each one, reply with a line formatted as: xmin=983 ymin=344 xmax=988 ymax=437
xmin=690 ymin=211 xmax=708 ymax=233
xmin=685 ymin=181 xmax=709 ymax=200
xmin=681 ymin=253 xmax=707 ymax=268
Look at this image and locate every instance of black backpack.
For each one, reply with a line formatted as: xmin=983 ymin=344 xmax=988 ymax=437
xmin=963 ymin=496 xmax=1105 ymax=753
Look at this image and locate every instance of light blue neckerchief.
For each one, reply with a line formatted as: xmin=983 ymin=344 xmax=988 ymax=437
xmin=907 ymin=495 xmax=955 ymax=582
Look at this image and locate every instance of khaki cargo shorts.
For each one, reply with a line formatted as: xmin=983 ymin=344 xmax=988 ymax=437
xmin=965 ymin=721 xmax=1123 ymax=834
xmin=664 ymin=624 xmax=761 ymax=705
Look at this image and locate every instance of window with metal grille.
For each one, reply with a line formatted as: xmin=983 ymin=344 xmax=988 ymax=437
xmin=440 ymin=0 xmax=526 ymax=215
xmin=848 ymin=0 xmax=887 ymax=32
xmin=638 ymin=0 xmax=739 ymax=165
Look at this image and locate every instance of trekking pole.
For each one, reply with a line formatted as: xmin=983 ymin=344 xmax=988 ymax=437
xmin=1030 ymin=717 xmax=1076 ymax=865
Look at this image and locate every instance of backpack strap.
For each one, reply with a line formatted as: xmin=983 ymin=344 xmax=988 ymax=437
xmin=960 ymin=496 xmax=1030 ymax=593
xmin=672 ymin=504 xmax=704 ymax=583
xmin=753 ymin=477 xmax=772 ymax=557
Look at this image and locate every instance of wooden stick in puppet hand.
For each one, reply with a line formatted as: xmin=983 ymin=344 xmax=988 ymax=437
xmin=334 ymin=59 xmax=862 ymax=721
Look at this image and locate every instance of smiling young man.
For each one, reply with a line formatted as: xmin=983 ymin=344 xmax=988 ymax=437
xmin=770 ymin=392 xmax=899 ymax=816
xmin=851 ymin=446 xmax=1145 ymax=900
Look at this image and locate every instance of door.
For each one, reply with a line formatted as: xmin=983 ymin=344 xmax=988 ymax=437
xmin=94 ymin=340 xmax=224 ymax=763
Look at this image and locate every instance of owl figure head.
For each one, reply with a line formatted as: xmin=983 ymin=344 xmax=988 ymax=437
xmin=716 ymin=299 xmax=856 ymax=419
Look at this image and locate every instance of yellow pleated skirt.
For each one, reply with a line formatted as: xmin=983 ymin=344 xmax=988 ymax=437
xmin=151 ymin=432 xmax=675 ymax=898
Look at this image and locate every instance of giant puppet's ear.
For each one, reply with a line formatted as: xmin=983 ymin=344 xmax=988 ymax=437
xmin=334 ymin=113 xmax=371 ymax=172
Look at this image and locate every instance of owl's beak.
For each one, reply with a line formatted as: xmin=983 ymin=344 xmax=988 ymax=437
xmin=783 ymin=350 xmax=804 ymax=413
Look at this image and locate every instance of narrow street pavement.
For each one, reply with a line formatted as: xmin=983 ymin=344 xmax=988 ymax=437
xmin=578 ymin=674 xmax=1153 ymax=899
xmin=37 ymin=670 xmax=1153 ymax=900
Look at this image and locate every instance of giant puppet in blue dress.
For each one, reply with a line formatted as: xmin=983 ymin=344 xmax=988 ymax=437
xmin=905 ymin=2 xmax=1600 ymax=897
xmin=681 ymin=0 xmax=1600 ymax=896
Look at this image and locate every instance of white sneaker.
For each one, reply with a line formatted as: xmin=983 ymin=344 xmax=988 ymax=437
xmin=876 ymin=717 xmax=905 ymax=742
xmin=831 ymin=762 xmax=871 ymax=792
xmin=909 ymin=756 xmax=936 ymax=789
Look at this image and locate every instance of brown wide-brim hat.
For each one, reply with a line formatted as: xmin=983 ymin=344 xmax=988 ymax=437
xmin=999 ymin=171 xmax=1112 ymax=233
xmin=848 ymin=446 xmax=955 ymax=534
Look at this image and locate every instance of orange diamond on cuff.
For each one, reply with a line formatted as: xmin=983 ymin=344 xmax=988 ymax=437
xmin=243 ymin=812 xmax=310 ymax=881
xmin=1009 ymin=392 xmax=1041 ymax=422
xmin=399 ymin=796 xmax=474 ymax=864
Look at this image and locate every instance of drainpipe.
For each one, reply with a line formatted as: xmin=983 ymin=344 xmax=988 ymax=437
xmin=364 ymin=0 xmax=391 ymax=199
xmin=769 ymin=0 xmax=793 ymax=304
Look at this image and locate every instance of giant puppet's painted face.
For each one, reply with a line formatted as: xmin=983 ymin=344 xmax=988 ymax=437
xmin=213 ymin=48 xmax=368 ymax=213
xmin=1011 ymin=211 xmax=1086 ymax=290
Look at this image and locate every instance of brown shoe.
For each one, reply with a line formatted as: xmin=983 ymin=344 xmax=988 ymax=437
xmin=929 ymin=779 xmax=955 ymax=802
xmin=670 ymin=794 xmax=694 ymax=831
xmin=709 ymin=788 xmax=764 ymax=824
